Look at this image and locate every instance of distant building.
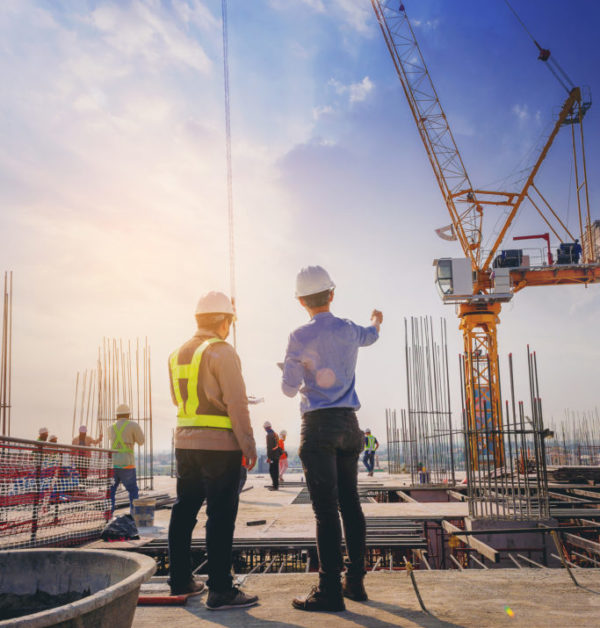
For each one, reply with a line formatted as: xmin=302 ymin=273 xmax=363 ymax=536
xmin=257 ymin=454 xmax=269 ymax=474
xmin=583 ymin=219 xmax=600 ymax=263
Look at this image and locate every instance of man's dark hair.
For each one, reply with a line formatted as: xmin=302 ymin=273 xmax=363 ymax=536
xmin=302 ymin=289 xmax=331 ymax=308
xmin=195 ymin=313 xmax=233 ymax=333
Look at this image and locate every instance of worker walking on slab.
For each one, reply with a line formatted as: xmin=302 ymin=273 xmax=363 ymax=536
xmin=167 ymin=291 xmax=258 ymax=609
xmin=263 ymin=421 xmax=281 ymax=490
xmin=109 ymin=403 xmax=145 ymax=514
xmin=363 ymin=428 xmax=379 ymax=476
xmin=281 ymin=265 xmax=383 ymax=612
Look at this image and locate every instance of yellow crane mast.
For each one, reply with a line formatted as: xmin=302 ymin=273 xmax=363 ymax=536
xmin=371 ymin=0 xmax=600 ymax=469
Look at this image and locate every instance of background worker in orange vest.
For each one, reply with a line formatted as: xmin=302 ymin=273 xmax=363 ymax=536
xmin=278 ymin=430 xmax=288 ymax=482
xmin=109 ymin=403 xmax=145 ymax=514
xmin=72 ymin=425 xmax=103 ymax=480
xmin=167 ymin=291 xmax=258 ymax=609
xmin=72 ymin=425 xmax=103 ymax=447
xmin=238 ymin=456 xmax=251 ymax=494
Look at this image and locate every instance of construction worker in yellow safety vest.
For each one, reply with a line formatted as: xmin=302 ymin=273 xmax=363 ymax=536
xmin=363 ymin=428 xmax=379 ymax=477
xmin=109 ymin=403 xmax=145 ymax=514
xmin=167 ymin=291 xmax=259 ymax=609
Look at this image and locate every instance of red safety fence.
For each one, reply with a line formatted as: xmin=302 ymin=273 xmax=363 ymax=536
xmin=0 ymin=436 xmax=113 ymax=549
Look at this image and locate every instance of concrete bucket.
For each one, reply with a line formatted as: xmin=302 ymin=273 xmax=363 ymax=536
xmin=0 ymin=548 xmax=155 ymax=627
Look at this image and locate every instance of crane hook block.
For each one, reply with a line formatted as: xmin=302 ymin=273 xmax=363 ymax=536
xmin=538 ymin=48 xmax=551 ymax=61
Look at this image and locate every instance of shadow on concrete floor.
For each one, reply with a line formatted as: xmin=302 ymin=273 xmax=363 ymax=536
xmin=362 ymin=599 xmax=464 ymax=628
xmin=161 ymin=597 xmax=464 ymax=628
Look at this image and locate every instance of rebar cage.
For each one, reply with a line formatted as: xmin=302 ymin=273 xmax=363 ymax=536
xmin=390 ymin=317 xmax=456 ymax=485
xmin=460 ymin=347 xmax=550 ymax=520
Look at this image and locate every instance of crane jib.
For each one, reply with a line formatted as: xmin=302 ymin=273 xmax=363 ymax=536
xmin=371 ymin=1 xmax=595 ymax=275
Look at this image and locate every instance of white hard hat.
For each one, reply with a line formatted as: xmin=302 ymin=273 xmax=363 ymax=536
xmin=280 ymin=430 xmax=287 ymax=437
xmin=79 ymin=425 xmax=87 ymax=433
xmin=295 ymin=266 xmax=335 ymax=298
xmin=263 ymin=421 xmax=272 ymax=428
xmin=116 ymin=403 xmax=130 ymax=417
xmin=365 ymin=428 xmax=371 ymax=433
xmin=195 ymin=291 xmax=235 ymax=316
xmin=39 ymin=427 xmax=48 ymax=435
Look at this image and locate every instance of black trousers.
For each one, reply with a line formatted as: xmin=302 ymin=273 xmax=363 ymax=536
xmin=268 ymin=458 xmax=280 ymax=488
xmin=168 ymin=449 xmax=242 ymax=592
xmin=299 ymin=408 xmax=366 ymax=592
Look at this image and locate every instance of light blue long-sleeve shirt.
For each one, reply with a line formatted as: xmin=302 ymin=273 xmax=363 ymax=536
xmin=281 ymin=311 xmax=379 ymax=414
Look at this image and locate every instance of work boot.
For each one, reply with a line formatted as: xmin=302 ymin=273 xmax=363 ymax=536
xmin=170 ymin=577 xmax=206 ymax=597
xmin=292 ymin=586 xmax=345 ymax=612
xmin=342 ymin=574 xmax=368 ymax=601
xmin=206 ymin=586 xmax=259 ymax=610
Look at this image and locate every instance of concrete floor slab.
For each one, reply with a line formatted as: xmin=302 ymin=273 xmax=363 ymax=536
xmin=133 ymin=570 xmax=600 ymax=627
xmin=137 ymin=475 xmax=468 ymax=544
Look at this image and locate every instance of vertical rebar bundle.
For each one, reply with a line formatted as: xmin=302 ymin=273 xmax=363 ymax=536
xmin=460 ymin=346 xmax=550 ymax=520
xmin=72 ymin=337 xmax=154 ymax=490
xmin=1 ymin=271 xmax=13 ymax=436
xmin=546 ymin=408 xmax=600 ymax=466
xmin=400 ymin=317 xmax=455 ymax=485
xmin=386 ymin=408 xmax=415 ymax=480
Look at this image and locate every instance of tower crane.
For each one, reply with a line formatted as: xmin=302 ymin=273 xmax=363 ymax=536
xmin=371 ymin=1 xmax=600 ymax=469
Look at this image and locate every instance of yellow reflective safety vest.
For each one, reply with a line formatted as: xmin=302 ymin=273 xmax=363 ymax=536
xmin=169 ymin=338 xmax=233 ymax=430
xmin=112 ymin=420 xmax=133 ymax=455
xmin=365 ymin=434 xmax=377 ymax=452
xmin=111 ymin=420 xmax=136 ymax=469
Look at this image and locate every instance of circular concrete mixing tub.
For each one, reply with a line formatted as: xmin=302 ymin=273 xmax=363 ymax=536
xmin=0 ymin=549 xmax=156 ymax=628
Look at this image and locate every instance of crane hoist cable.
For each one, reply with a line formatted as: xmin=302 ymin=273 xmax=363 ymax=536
xmin=221 ymin=0 xmax=237 ymax=348
xmin=503 ymin=0 xmax=575 ymax=93
xmin=219 ymin=2 xmax=264 ymax=406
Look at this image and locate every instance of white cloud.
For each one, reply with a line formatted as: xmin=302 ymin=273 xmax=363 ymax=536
xmin=171 ymin=0 xmax=220 ymax=32
xmin=270 ymin=0 xmax=325 ymax=12
xmin=412 ymin=18 xmax=440 ymax=30
xmin=0 ymin=0 xmax=301 ymax=445
xmin=512 ymin=104 xmax=542 ymax=126
xmin=329 ymin=76 xmax=374 ymax=103
xmin=88 ymin=1 xmax=212 ymax=74
xmin=348 ymin=76 xmax=374 ymax=102
xmin=512 ymin=103 xmax=529 ymax=120
xmin=297 ymin=0 xmax=326 ymax=11
xmin=270 ymin=0 xmax=370 ymax=34
xmin=332 ymin=0 xmax=371 ymax=34
xmin=313 ymin=104 xmax=334 ymax=119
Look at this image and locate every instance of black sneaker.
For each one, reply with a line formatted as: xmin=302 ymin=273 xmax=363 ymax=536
xmin=170 ymin=578 xmax=206 ymax=597
xmin=292 ymin=586 xmax=345 ymax=612
xmin=206 ymin=586 xmax=259 ymax=610
xmin=267 ymin=486 xmax=279 ymax=491
xmin=342 ymin=576 xmax=368 ymax=601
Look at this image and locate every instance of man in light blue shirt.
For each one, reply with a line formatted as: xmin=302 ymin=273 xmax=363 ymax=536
xmin=282 ymin=265 xmax=382 ymax=612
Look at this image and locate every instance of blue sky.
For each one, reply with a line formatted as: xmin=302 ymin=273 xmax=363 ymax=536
xmin=1 ymin=0 xmax=599 ymax=449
